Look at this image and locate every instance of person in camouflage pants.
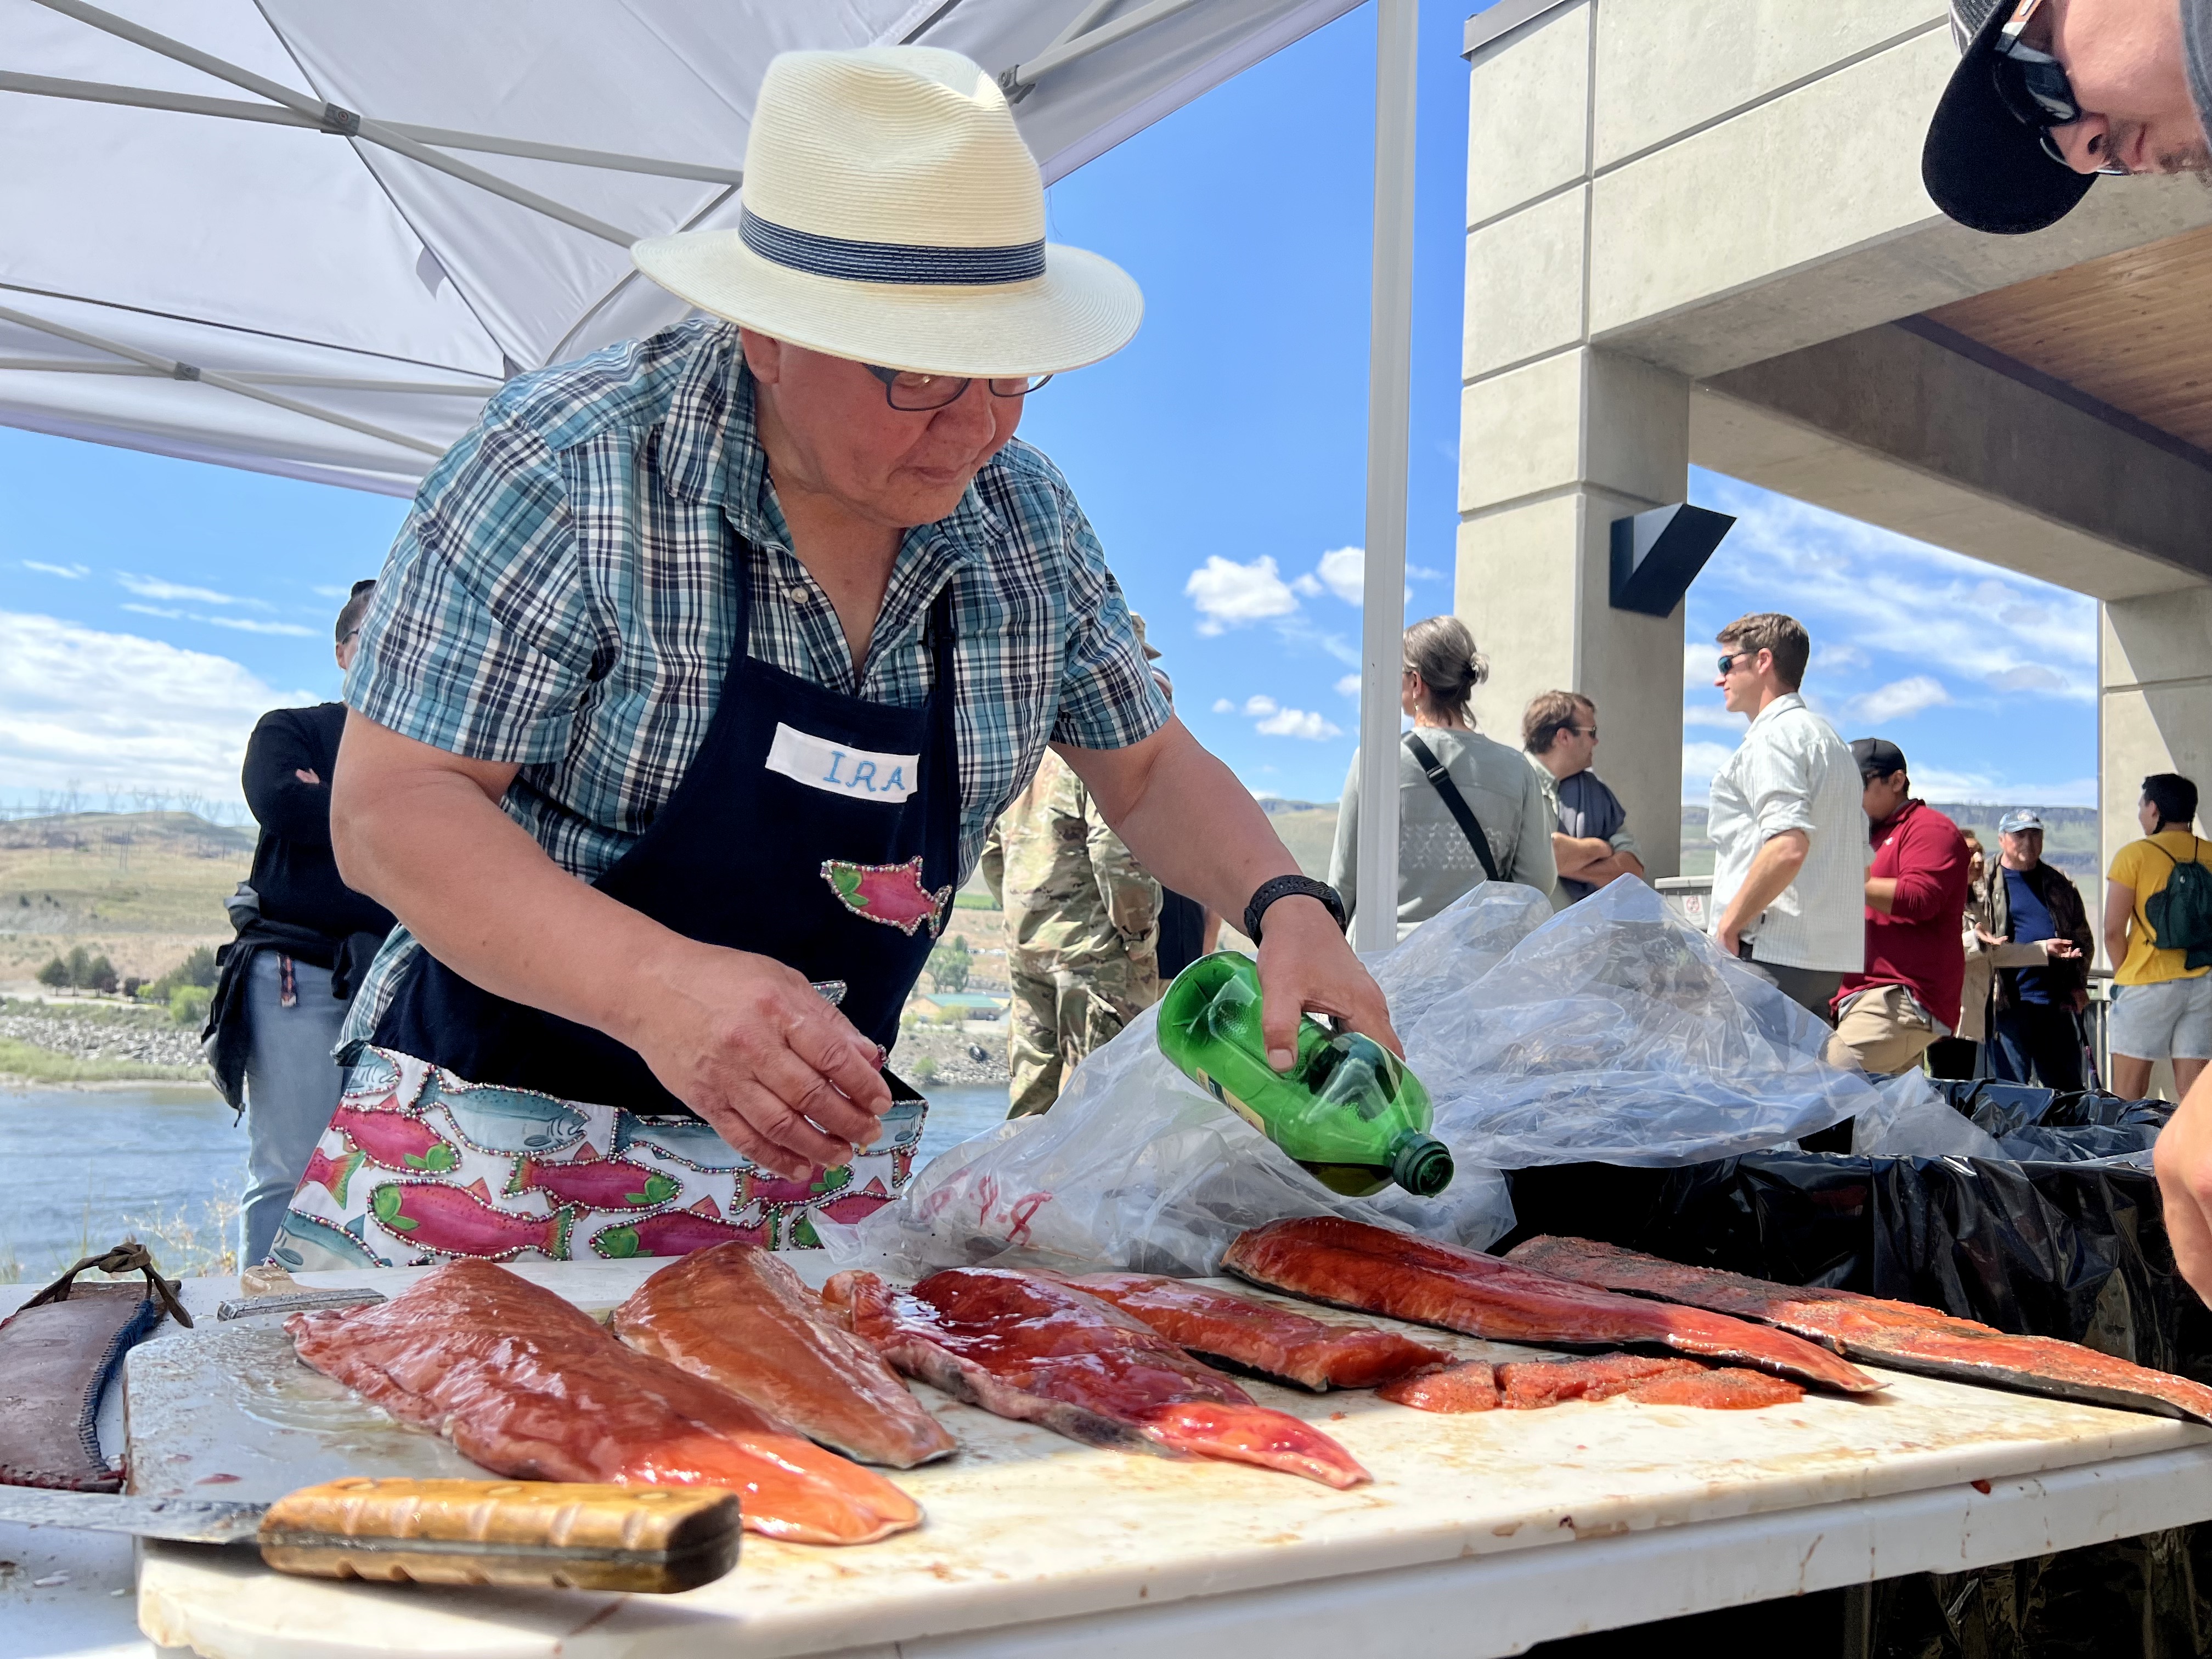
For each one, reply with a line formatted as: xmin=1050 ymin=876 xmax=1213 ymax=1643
xmin=980 ymin=746 xmax=1163 ymax=1116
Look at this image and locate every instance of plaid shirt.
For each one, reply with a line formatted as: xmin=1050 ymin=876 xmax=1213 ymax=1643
xmin=339 ymin=319 xmax=1166 ymax=1047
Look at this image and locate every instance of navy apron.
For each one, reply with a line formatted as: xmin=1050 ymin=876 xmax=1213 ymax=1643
xmin=368 ymin=560 xmax=961 ymax=1116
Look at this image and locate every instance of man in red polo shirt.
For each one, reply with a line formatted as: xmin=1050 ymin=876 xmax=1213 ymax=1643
xmin=1832 ymin=739 xmax=1973 ymax=1075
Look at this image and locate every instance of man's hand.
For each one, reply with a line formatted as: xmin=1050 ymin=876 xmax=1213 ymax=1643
xmin=1254 ymin=896 xmax=1401 ymax=1071
xmin=2041 ymin=938 xmax=2083 ymax=960
xmin=2156 ymin=1068 xmax=2212 ymax=1304
xmin=625 ymin=941 xmax=890 ymax=1181
xmin=1056 ymin=718 xmax=1402 ymax=1071
xmin=1714 ymin=828 xmax=1809 ymax=961
xmin=294 ymin=768 xmax=323 ymax=786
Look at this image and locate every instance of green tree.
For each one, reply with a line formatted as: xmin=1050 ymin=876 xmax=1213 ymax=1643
xmin=179 ymin=946 xmax=218 ymax=988
xmin=85 ymin=954 xmax=118 ymax=995
xmin=64 ymin=945 xmax=93 ymax=989
xmin=36 ymin=956 xmax=68 ymax=990
xmin=170 ymin=984 xmax=212 ymax=1030
xmin=927 ymin=934 xmax=970 ymax=995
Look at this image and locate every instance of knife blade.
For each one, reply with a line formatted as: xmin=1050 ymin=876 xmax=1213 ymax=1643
xmin=0 ymin=1477 xmax=741 ymax=1593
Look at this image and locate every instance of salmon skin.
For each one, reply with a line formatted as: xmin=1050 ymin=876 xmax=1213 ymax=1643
xmin=1506 ymin=1235 xmax=2212 ymax=1425
xmin=825 ymin=1267 xmax=1370 ymax=1489
xmin=289 ymin=1259 xmax=922 ymax=1545
xmin=1054 ymin=1271 xmax=1448 ymax=1392
xmin=613 ymin=1245 xmax=956 ymax=1469
xmin=1223 ymin=1217 xmax=1880 ymax=1395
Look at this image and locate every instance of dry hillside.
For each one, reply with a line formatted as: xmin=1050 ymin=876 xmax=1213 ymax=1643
xmin=0 ymin=812 xmax=251 ymax=987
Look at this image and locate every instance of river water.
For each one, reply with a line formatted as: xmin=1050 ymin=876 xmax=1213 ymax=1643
xmin=0 ymin=1079 xmax=1012 ymax=1284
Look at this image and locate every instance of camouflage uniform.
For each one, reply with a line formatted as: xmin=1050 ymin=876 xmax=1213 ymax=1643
xmin=980 ymin=749 xmax=1163 ymax=1116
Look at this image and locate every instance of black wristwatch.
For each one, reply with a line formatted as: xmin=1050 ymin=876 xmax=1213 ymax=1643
xmin=1243 ymin=875 xmax=1348 ymax=946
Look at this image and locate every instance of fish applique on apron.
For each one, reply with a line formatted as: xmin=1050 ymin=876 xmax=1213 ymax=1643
xmin=270 ymin=1047 xmax=925 ymax=1271
xmin=267 ymin=563 xmax=963 ymax=1268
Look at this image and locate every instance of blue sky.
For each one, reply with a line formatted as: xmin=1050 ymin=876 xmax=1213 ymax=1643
xmin=0 ymin=2 xmax=2097 ymax=820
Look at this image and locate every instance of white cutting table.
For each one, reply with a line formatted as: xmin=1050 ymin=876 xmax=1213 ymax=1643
xmin=6 ymin=1263 xmax=2212 ymax=1659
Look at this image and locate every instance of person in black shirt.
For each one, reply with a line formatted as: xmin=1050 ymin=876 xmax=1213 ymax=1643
xmin=212 ymin=582 xmax=397 ymax=1265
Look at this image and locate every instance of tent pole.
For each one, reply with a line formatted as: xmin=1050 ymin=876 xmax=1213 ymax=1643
xmin=1003 ymin=0 xmax=1206 ymax=93
xmin=27 ymin=0 xmax=641 ymax=245
xmin=0 ymin=304 xmax=445 ymax=456
xmin=1352 ymin=0 xmax=1418 ymax=955
xmin=0 ymin=71 xmax=746 ymax=184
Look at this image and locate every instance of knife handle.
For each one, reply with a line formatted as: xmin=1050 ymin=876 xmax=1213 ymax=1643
xmin=258 ymin=1477 xmax=741 ymax=1594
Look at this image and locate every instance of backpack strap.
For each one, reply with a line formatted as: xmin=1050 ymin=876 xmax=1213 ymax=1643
xmin=1404 ymin=733 xmax=1502 ymax=883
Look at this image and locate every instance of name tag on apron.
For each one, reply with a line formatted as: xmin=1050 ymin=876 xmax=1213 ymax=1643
xmin=765 ymin=723 xmax=919 ymax=803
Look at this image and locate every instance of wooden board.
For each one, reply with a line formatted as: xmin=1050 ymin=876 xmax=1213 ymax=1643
xmin=129 ymin=1259 xmax=2212 ymax=1659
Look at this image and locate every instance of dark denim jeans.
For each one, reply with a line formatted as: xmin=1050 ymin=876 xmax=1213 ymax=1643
xmin=1989 ymin=1001 xmax=2085 ymax=1093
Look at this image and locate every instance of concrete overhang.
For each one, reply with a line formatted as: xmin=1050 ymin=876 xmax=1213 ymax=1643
xmin=1695 ymin=320 xmax=2212 ymax=601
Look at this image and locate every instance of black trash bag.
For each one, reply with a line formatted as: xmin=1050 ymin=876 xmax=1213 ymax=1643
xmin=1500 ymin=1127 xmax=2212 ymax=1659
xmin=1924 ymin=1081 xmax=2175 ymax=1164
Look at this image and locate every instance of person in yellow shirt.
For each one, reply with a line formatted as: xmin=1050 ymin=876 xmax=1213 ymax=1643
xmin=2103 ymin=773 xmax=2211 ymax=1101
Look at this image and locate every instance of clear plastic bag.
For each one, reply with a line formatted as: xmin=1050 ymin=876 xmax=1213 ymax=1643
xmin=818 ymin=1003 xmax=1516 ymax=1278
xmin=1851 ymin=1070 xmax=2007 ymax=1160
xmin=1400 ymin=877 xmax=1882 ymax=1167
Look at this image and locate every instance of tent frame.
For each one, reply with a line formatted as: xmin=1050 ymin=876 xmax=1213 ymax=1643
xmin=13 ymin=0 xmax=1419 ymax=926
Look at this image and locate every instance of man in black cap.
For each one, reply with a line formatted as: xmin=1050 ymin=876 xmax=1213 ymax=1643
xmin=1830 ymin=740 xmax=1973 ymax=1074
xmin=1923 ymin=0 xmax=2210 ymax=234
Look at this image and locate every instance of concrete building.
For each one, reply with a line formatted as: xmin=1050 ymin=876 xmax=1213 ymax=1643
xmin=1457 ymin=0 xmax=2212 ymax=912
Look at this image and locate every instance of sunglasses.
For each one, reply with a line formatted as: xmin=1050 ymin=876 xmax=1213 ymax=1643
xmin=1992 ymin=0 xmax=2129 ymax=174
xmin=1717 ymin=650 xmax=1758 ymax=675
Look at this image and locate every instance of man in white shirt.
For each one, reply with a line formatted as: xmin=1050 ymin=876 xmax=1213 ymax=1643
xmin=1706 ymin=613 xmax=1868 ymax=1020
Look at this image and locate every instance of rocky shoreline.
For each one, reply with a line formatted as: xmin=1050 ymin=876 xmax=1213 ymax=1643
xmin=0 ymin=1000 xmax=205 ymax=1068
xmin=889 ymin=1018 xmax=1009 ymax=1088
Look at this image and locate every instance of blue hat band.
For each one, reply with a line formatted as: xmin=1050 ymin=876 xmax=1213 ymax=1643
xmin=739 ymin=207 xmax=1045 ymax=286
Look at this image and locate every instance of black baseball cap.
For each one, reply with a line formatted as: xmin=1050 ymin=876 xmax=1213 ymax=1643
xmin=1923 ymin=0 xmax=2097 ymax=235
xmin=1851 ymin=738 xmax=1909 ymax=782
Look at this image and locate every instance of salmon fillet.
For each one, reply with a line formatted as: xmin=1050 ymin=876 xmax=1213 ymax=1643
xmin=826 ymin=1267 xmax=1370 ymax=1489
xmin=1380 ymin=1353 xmax=1801 ymax=1413
xmin=613 ymin=1245 xmax=955 ymax=1468
xmin=1223 ymin=1217 xmax=1879 ymax=1395
xmin=1507 ymin=1234 xmax=2212 ymax=1424
xmin=1056 ymin=1271 xmax=1448 ymax=1391
xmin=288 ymin=1259 xmax=922 ymax=1545
xmin=1376 ymin=1361 xmax=1498 ymax=1412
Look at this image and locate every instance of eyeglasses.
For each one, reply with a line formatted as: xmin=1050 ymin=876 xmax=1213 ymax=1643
xmin=864 ymin=365 xmax=1053 ymax=412
xmin=1717 ymin=650 xmax=1756 ymax=675
xmin=1571 ymin=725 xmax=1598 ymax=740
xmin=1992 ymin=0 xmax=2130 ymax=174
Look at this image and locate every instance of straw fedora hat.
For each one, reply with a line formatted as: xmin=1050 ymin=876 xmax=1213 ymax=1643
xmin=633 ymin=47 xmax=1143 ymax=379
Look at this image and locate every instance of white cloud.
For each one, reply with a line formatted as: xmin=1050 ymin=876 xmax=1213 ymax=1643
xmin=1910 ymin=768 xmax=2098 ymax=807
xmin=117 ymin=572 xmax=261 ymax=608
xmin=23 ymin=560 xmax=88 ymax=579
xmin=1210 ymin=697 xmax=1237 ymax=714
xmin=1406 ymin=563 xmax=1446 ymax=582
xmin=1290 ymin=573 xmax=1324 ymax=597
xmin=1682 ymin=702 xmax=1740 ymax=729
xmin=1988 ymin=664 xmax=2067 ymax=693
xmin=1255 ymin=706 xmax=1342 ymax=740
xmin=1813 ymin=642 xmax=1868 ymax=672
xmin=1334 ymin=673 xmax=1361 ymax=698
xmin=122 ymin=602 xmax=315 ymax=637
xmin=1680 ymin=740 xmax=1741 ymax=797
xmin=201 ymin=616 xmax=317 ymax=637
xmin=311 ymin=584 xmax=353 ymax=599
xmin=0 ymin=612 xmax=314 ymax=803
xmin=1850 ymin=675 xmax=1952 ymax=723
xmin=1313 ymin=546 xmax=1365 ymax=605
xmin=1693 ymin=475 xmax=2097 ymax=700
xmin=1186 ymin=555 xmax=1299 ymax=635
xmin=1683 ymin=642 xmax=1718 ymax=692
xmin=1242 ymin=695 xmax=1279 ymax=717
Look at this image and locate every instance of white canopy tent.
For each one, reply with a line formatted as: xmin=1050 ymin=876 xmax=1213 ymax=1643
xmin=3 ymin=0 xmax=1418 ymax=947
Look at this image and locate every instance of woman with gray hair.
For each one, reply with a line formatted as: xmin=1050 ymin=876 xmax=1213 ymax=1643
xmin=1328 ymin=616 xmax=1556 ymax=938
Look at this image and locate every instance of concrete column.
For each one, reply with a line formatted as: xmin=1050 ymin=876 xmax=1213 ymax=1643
xmin=2101 ymin=589 xmax=2212 ymax=898
xmin=1457 ymin=0 xmax=1690 ymax=877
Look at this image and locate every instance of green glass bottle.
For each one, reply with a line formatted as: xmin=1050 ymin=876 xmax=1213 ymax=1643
xmin=1156 ymin=951 xmax=1453 ymax=1199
